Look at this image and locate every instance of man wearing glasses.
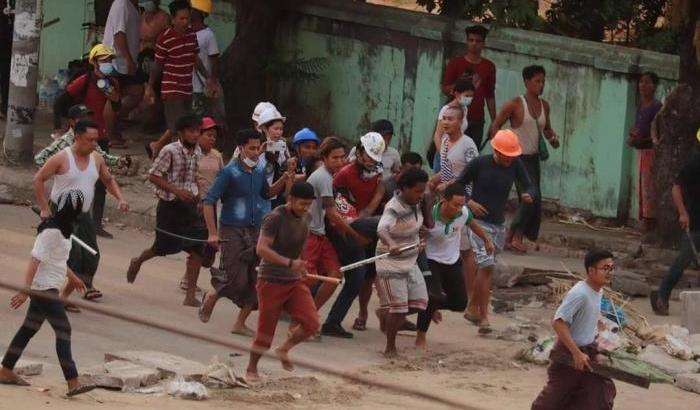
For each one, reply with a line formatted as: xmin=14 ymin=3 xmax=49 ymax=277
xmin=531 ymin=248 xmax=617 ymax=410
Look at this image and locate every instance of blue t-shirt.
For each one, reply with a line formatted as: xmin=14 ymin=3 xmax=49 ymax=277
xmin=203 ymin=159 xmax=270 ymax=227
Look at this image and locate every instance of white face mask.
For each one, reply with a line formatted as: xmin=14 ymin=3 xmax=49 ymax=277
xmin=460 ymin=96 xmax=473 ymax=107
xmin=241 ymin=154 xmax=258 ymax=168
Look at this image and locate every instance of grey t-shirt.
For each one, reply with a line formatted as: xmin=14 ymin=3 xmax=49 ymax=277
xmin=554 ymin=281 xmax=602 ymax=346
xmin=258 ymin=206 xmax=310 ymax=282
xmin=102 ymin=0 xmax=141 ymax=75
xmin=307 ymin=165 xmax=334 ymax=235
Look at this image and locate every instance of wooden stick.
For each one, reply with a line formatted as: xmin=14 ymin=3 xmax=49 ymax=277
xmin=70 ymin=234 xmax=98 ymax=255
xmin=340 ymin=242 xmax=419 ymax=272
xmin=305 ymin=273 xmax=342 ymax=285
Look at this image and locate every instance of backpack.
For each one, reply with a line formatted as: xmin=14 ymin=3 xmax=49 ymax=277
xmin=52 ymin=60 xmax=92 ymax=129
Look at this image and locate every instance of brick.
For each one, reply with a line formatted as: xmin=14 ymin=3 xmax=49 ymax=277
xmin=82 ymin=361 xmax=160 ymax=390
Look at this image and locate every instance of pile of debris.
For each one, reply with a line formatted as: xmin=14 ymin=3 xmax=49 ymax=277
xmin=81 ymin=350 xmax=248 ymax=400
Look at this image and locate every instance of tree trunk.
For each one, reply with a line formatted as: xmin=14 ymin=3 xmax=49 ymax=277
xmin=652 ymin=0 xmax=700 ymax=246
xmin=219 ymin=0 xmax=286 ymax=158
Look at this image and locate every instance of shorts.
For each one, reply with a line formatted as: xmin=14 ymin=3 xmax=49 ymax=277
xmin=375 ymin=266 xmax=428 ymax=314
xmin=152 ymin=199 xmax=205 ymax=257
xmin=460 ymin=226 xmax=472 ymax=251
xmin=163 ymin=97 xmax=193 ymax=132
xmin=303 ymin=233 xmax=341 ymax=276
xmin=469 ymin=220 xmax=505 ymax=268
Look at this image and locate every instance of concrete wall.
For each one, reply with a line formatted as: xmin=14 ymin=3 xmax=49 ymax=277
xmin=271 ymin=0 xmax=678 ymax=220
xmin=35 ymin=0 xmax=679 ymax=220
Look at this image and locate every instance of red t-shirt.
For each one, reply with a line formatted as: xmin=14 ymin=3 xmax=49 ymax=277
xmin=155 ymin=27 xmax=199 ymax=101
xmin=66 ymin=73 xmax=116 ymax=139
xmin=442 ymin=56 xmax=496 ymax=121
xmin=333 ymin=162 xmax=381 ymax=212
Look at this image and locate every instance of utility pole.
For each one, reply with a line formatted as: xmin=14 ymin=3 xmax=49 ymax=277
xmin=2 ymin=0 xmax=42 ymax=164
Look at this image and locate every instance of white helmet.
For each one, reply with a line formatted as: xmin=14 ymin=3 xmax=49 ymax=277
xmin=252 ymin=102 xmax=277 ymax=126
xmin=360 ymin=132 xmax=385 ymax=162
xmin=256 ymin=107 xmax=286 ymax=130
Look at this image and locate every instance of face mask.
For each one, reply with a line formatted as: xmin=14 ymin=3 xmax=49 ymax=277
xmin=241 ymin=154 xmax=258 ymax=168
xmin=98 ymin=62 xmax=114 ymax=76
xmin=361 ymin=163 xmax=382 ymax=180
xmin=141 ymin=1 xmax=156 ymax=12
xmin=460 ymin=96 xmax=473 ymax=107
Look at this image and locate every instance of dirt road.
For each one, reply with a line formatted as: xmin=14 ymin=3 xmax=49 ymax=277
xmin=0 ymin=204 xmax=697 ymax=409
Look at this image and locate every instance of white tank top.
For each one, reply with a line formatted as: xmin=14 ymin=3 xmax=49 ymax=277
xmin=512 ymin=95 xmax=546 ymax=155
xmin=50 ymin=147 xmax=99 ymax=212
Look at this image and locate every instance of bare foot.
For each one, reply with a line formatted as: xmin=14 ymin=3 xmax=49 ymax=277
xmin=375 ymin=308 xmax=386 ymax=334
xmin=431 ymin=310 xmax=442 ymax=324
xmin=415 ymin=332 xmax=427 ymax=349
xmin=383 ymin=348 xmax=399 ymax=358
xmin=245 ymin=370 xmax=261 ymax=383
xmin=275 ymin=348 xmax=294 ymax=372
xmin=183 ymin=297 xmax=201 ymax=307
xmin=231 ymin=326 xmax=255 ymax=337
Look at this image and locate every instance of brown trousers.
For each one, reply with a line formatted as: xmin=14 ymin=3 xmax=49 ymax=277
xmin=531 ymin=342 xmax=616 ymax=410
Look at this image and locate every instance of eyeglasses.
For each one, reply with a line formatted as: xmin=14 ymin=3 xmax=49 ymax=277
xmin=595 ymin=265 xmax=616 ymax=274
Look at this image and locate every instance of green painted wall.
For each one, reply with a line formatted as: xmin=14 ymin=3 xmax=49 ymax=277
xmin=36 ymin=0 xmax=679 ymax=220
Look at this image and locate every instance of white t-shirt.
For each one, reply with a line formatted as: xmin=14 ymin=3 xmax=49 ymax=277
xmin=192 ymin=27 xmax=220 ymax=93
xmin=30 ymin=229 xmax=72 ymax=291
xmin=439 ymin=104 xmax=468 ymax=135
xmin=554 ymin=281 xmax=602 ymax=346
xmin=102 ymin=0 xmax=141 ymax=75
xmin=426 ymin=204 xmax=472 ymax=265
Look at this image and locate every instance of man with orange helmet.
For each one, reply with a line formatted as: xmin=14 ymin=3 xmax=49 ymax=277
xmin=456 ymin=129 xmax=534 ymax=333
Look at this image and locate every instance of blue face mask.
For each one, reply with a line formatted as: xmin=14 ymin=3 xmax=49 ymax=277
xmin=98 ymin=62 xmax=114 ymax=76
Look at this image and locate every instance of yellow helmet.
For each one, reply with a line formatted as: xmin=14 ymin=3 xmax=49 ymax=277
xmin=190 ymin=0 xmax=212 ymax=14
xmin=88 ymin=44 xmax=114 ymax=63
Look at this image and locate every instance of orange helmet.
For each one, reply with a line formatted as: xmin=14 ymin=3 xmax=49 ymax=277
xmin=490 ymin=129 xmax=522 ymax=157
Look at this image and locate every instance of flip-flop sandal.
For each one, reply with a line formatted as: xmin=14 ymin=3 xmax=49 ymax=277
xmin=231 ymin=327 xmax=255 ymax=337
xmin=352 ymin=318 xmax=367 ymax=331
xmin=399 ymin=320 xmax=417 ymax=332
xmin=0 ymin=376 xmax=30 ymax=386
xmin=478 ymin=325 xmax=493 ymax=334
xmin=66 ymin=384 xmax=96 ymax=397
xmin=198 ymin=292 xmax=211 ymax=323
xmin=65 ymin=303 xmax=81 ymax=313
xmin=83 ymin=289 xmax=102 ymax=301
xmin=463 ymin=311 xmax=480 ymax=325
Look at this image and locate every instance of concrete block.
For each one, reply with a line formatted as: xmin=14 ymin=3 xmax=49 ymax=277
xmin=690 ymin=334 xmax=700 ymax=357
xmin=492 ymin=263 xmax=524 ymax=288
xmin=680 ymin=291 xmax=700 ymax=334
xmin=82 ymin=361 xmax=160 ymax=390
xmin=13 ymin=360 xmax=43 ymax=376
xmin=105 ymin=351 xmax=206 ymax=381
xmin=639 ymin=345 xmax=700 ymax=376
xmin=675 ymin=373 xmax=700 ymax=394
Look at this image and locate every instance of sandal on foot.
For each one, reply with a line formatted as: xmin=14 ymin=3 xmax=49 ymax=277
xmin=352 ymin=317 xmax=367 ymax=331
xmin=0 ymin=376 xmax=30 ymax=386
xmin=478 ymin=324 xmax=493 ymax=334
xmin=83 ymin=289 xmax=102 ymax=301
xmin=463 ymin=311 xmax=480 ymax=325
xmin=66 ymin=384 xmax=96 ymax=397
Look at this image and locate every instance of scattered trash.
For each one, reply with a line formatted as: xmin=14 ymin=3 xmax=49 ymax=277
xmin=167 ymin=377 xmax=208 ymax=400
xmin=202 ymin=358 xmax=248 ymax=389
xmin=601 ymin=296 xmax=626 ymax=326
xmin=517 ymin=336 xmax=554 ymax=365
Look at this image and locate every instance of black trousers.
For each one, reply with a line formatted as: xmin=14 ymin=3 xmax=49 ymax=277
xmin=511 ymin=154 xmax=542 ymax=241
xmin=416 ymin=259 xmax=467 ymax=333
xmin=92 ymin=139 xmax=109 ymax=229
xmin=2 ymin=290 xmax=78 ymax=380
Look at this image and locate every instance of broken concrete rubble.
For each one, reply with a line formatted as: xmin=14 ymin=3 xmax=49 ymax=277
xmin=680 ymin=291 xmax=700 ymax=334
xmin=638 ymin=345 xmax=700 ymax=376
xmin=13 ymin=360 xmax=42 ymax=376
xmin=82 ymin=360 xmax=160 ymax=390
xmin=675 ymin=373 xmax=700 ymax=395
xmin=105 ymin=350 xmax=207 ymax=381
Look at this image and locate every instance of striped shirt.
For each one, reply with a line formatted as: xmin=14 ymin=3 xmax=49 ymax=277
xmin=149 ymin=141 xmax=202 ymax=201
xmin=155 ymin=27 xmax=199 ymax=100
xmin=375 ymin=194 xmax=423 ymax=276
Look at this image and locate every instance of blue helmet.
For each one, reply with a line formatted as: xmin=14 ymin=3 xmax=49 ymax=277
xmin=293 ymin=128 xmax=320 ymax=147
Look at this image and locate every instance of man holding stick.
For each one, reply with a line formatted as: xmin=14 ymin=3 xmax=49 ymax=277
xmin=35 ymin=120 xmax=129 ymax=307
xmin=246 ymin=181 xmax=319 ymax=381
xmin=531 ymin=248 xmax=616 ymax=410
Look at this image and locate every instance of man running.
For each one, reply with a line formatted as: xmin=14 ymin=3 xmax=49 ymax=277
xmin=417 ymin=183 xmax=493 ymax=348
xmin=246 ymin=181 xmax=319 ymax=381
xmin=126 ymin=115 xmax=205 ymax=307
xmin=456 ymin=130 xmax=533 ymax=333
xmin=375 ymin=167 xmax=430 ymax=357
xmin=34 ymin=120 xmax=129 ymax=305
xmin=198 ymin=128 xmax=290 ymax=336
xmin=531 ymin=248 xmax=617 ymax=409
xmin=489 ymin=65 xmax=560 ymax=253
